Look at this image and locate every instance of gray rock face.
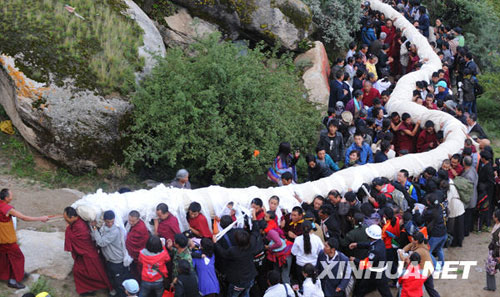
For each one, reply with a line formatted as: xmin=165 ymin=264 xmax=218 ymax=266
xmin=170 ymin=0 xmax=313 ymax=50
xmin=161 ymin=8 xmax=220 ymax=48
xmin=124 ymin=0 xmax=167 ymax=81
xmin=17 ymin=230 xmax=73 ymax=280
xmin=0 ymin=2 xmax=165 ymax=172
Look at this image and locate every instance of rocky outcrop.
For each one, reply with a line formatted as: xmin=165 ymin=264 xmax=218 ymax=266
xmin=170 ymin=0 xmax=314 ymax=50
xmin=161 ymin=8 xmax=220 ymax=48
xmin=294 ymin=41 xmax=330 ymax=105
xmin=18 ymin=230 xmax=73 ymax=280
xmin=125 ymin=0 xmax=167 ymax=81
xmin=0 ymin=2 xmax=165 ymax=172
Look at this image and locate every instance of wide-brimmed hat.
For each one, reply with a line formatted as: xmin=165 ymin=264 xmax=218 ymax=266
xmin=365 ymin=224 xmax=382 ymax=240
xmin=444 ymin=100 xmax=457 ymax=110
xmin=341 ymin=111 xmax=353 ymax=125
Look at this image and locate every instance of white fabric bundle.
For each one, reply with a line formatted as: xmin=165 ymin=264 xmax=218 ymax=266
xmin=72 ymin=0 xmax=467 ymax=233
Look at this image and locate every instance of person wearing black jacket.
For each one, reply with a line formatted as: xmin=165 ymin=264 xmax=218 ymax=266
xmin=318 ymin=205 xmax=341 ymax=242
xmin=349 ymin=225 xmax=393 ymax=297
xmin=295 ymin=194 xmax=325 ymax=224
xmin=329 ymin=70 xmax=350 ymax=112
xmin=306 ymin=154 xmax=332 ymax=181
xmin=318 ymin=119 xmax=345 ymax=163
xmin=466 ymin=113 xmax=488 ymax=140
xmin=415 ymin=193 xmax=447 ymax=270
xmin=214 ymin=229 xmax=258 ymax=297
xmin=478 ymin=150 xmax=496 ymax=226
xmin=174 ymin=260 xmax=201 ymax=297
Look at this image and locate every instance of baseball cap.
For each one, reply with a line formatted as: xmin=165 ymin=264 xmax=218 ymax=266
xmin=436 ymin=81 xmax=447 ymax=89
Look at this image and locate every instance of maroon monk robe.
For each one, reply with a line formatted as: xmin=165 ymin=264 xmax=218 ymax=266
xmin=0 ymin=201 xmax=24 ymax=282
xmin=188 ymin=213 xmax=212 ymax=238
xmin=157 ymin=214 xmax=180 ymax=242
xmin=125 ymin=219 xmax=149 ymax=261
xmin=65 ymin=218 xmax=111 ymax=294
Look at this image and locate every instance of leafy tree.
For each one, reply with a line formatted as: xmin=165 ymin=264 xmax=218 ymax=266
xmin=477 ymin=59 xmax=500 ymax=139
xmin=303 ymin=0 xmax=362 ymax=54
xmin=125 ymin=33 xmax=321 ymax=186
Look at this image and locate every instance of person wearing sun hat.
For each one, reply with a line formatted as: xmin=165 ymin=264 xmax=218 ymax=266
xmin=349 ymin=224 xmax=393 ymax=297
xmin=122 ymin=279 xmax=139 ymax=297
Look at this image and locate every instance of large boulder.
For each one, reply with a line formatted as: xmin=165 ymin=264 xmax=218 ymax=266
xmin=161 ymin=8 xmax=220 ymax=48
xmin=17 ymin=230 xmax=74 ymax=280
xmin=169 ymin=0 xmax=314 ymax=50
xmin=294 ymin=41 xmax=330 ymax=105
xmin=0 ymin=1 xmax=165 ymax=172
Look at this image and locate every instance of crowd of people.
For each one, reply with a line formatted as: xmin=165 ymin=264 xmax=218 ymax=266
xmin=1 ymin=1 xmax=500 ymax=297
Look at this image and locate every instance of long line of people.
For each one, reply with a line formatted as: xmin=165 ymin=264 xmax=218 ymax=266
xmin=60 ymin=131 xmax=498 ymax=297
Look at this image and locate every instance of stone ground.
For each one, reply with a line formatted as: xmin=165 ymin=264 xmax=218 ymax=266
xmin=0 ymin=175 xmax=498 ymax=297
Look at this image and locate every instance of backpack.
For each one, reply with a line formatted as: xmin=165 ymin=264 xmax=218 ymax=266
xmin=392 ymin=182 xmax=416 ymax=209
xmin=473 ymin=79 xmax=484 ymax=96
xmin=391 ymin=188 xmax=409 ymax=211
xmin=453 ymin=176 xmax=474 ymax=205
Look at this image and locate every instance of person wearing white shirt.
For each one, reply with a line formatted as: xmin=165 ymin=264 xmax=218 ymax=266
xmin=295 ymin=263 xmax=325 ymax=297
xmin=291 ymin=221 xmax=324 ymax=283
xmin=263 ymin=270 xmax=295 ymax=297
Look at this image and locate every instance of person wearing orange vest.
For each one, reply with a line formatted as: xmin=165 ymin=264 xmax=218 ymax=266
xmin=0 ymin=188 xmax=49 ymax=289
xmin=382 ymin=207 xmax=401 ymax=286
xmin=349 ymin=225 xmax=393 ymax=297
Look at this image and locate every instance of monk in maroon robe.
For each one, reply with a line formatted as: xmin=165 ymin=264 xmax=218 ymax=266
xmin=64 ymin=207 xmax=111 ymax=295
xmin=154 ymin=203 xmax=180 ymax=242
xmin=0 ymin=188 xmax=48 ymax=289
xmin=125 ymin=210 xmax=149 ymax=280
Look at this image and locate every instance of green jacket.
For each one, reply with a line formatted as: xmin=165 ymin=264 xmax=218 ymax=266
xmin=340 ymin=225 xmax=370 ymax=260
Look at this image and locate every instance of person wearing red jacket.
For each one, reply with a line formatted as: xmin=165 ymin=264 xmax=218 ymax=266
xmin=187 ymin=202 xmax=212 ymax=238
xmin=416 ymin=120 xmax=438 ymax=152
xmin=138 ymin=235 xmax=171 ymax=297
xmin=398 ymin=253 xmax=428 ymax=297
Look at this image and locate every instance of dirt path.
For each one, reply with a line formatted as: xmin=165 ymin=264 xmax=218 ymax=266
xmin=0 ymin=176 xmax=499 ymax=297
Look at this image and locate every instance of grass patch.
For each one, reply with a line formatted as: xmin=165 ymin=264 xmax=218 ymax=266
xmin=30 ymin=276 xmax=57 ymax=297
xmin=0 ymin=132 xmax=141 ymax=192
xmin=0 ymin=0 xmax=144 ymax=96
xmin=134 ymin=0 xmax=177 ymax=26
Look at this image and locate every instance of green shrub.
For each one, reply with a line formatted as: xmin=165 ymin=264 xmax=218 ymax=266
xmin=30 ymin=276 xmax=57 ymax=297
xmin=133 ymin=0 xmax=177 ymax=26
xmin=423 ymin=0 xmax=500 ymax=72
xmin=477 ymin=59 xmax=500 ymax=139
xmin=303 ymin=0 xmax=362 ymax=54
xmin=0 ymin=0 xmax=144 ymax=96
xmin=125 ymin=33 xmax=321 ymax=186
xmin=487 ymin=0 xmax=500 ymax=18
